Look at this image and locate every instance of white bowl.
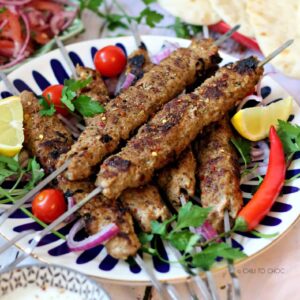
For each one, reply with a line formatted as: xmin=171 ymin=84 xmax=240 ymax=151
xmin=0 ymin=264 xmax=110 ymax=300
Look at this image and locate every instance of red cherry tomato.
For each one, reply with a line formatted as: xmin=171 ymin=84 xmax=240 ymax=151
xmin=94 ymin=45 xmax=127 ymax=78
xmin=42 ymin=84 xmax=69 ymax=116
xmin=209 ymin=21 xmax=261 ymax=52
xmin=32 ymin=189 xmax=67 ymax=224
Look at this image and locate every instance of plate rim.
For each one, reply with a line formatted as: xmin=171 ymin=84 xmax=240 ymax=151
xmin=1 ymin=35 xmax=300 ymax=284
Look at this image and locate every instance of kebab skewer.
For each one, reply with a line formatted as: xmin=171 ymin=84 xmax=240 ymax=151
xmin=0 ymin=41 xmax=292 ymax=291
xmin=0 ymin=28 xmax=240 ymax=225
xmin=0 ymin=78 xmax=178 ymax=300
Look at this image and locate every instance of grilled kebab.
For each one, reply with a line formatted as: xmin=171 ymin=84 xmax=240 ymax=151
xmin=196 ymin=117 xmax=243 ymax=232
xmin=96 ymin=57 xmax=264 ymax=200
xmin=21 ymin=91 xmax=73 ymax=174
xmin=57 ymin=39 xmax=221 ymax=181
xmin=157 ymin=147 xmax=196 ymax=210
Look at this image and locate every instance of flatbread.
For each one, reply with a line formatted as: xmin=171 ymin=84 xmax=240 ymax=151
xmin=209 ymin=0 xmax=254 ymax=37
xmin=158 ymin=0 xmax=221 ymax=26
xmin=247 ymin=0 xmax=300 ymax=79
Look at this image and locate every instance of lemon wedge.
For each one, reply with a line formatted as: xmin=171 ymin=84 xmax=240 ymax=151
xmin=0 ymin=96 xmax=24 ymax=157
xmin=231 ymin=97 xmax=293 ymax=141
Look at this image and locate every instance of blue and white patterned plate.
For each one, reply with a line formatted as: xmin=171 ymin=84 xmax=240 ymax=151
xmin=0 ymin=36 xmax=299 ymax=284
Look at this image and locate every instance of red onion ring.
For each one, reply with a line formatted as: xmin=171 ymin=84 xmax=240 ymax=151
xmin=19 ymin=10 xmax=30 ymax=57
xmin=50 ymin=10 xmax=76 ymax=35
xmin=0 ymin=53 xmax=25 ymax=70
xmin=0 ymin=0 xmax=31 ymax=5
xmin=151 ymin=41 xmax=180 ymax=64
xmin=67 ymin=219 xmax=119 ymax=252
xmin=195 ymin=220 xmax=219 ymax=241
xmin=0 ymin=19 xmax=8 ymax=30
xmin=65 ymin=196 xmax=76 ymax=223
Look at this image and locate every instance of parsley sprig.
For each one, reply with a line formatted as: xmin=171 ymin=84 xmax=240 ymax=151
xmin=139 ymin=202 xmax=246 ymax=271
xmin=0 ymin=155 xmax=65 ymax=240
xmin=39 ymin=77 xmax=105 ymax=118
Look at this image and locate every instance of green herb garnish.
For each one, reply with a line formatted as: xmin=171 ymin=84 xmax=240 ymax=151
xmin=231 ymin=136 xmax=251 ymax=167
xmin=39 ymin=97 xmax=56 ymax=116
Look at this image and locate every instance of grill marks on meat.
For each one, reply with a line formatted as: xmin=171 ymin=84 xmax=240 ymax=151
xmin=57 ymin=176 xmax=140 ymax=260
xmin=58 ymin=39 xmax=220 ymax=181
xmin=96 ymin=57 xmax=263 ymax=199
xmin=21 ymin=91 xmax=73 ymax=174
xmin=120 ymin=184 xmax=170 ymax=232
xmin=157 ymin=147 xmax=196 ymax=210
xmin=126 ymin=42 xmax=153 ymax=83
xmin=196 ymin=117 xmax=243 ymax=232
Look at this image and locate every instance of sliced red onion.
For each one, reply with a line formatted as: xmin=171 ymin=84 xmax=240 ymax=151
xmin=115 ymin=72 xmax=136 ymax=95
xmin=240 ymin=164 xmax=267 ymax=184
xmin=0 ymin=53 xmax=25 ymax=70
xmin=65 ymin=196 xmax=76 ymax=223
xmin=237 ymin=95 xmax=263 ymax=111
xmin=50 ymin=10 xmax=76 ymax=35
xmin=257 ymin=141 xmax=270 ymax=163
xmin=151 ymin=41 xmax=180 ymax=64
xmin=19 ymin=10 xmax=30 ymax=57
xmin=0 ymin=0 xmax=31 ymax=5
xmin=195 ymin=220 xmax=219 ymax=241
xmin=0 ymin=19 xmax=8 ymax=31
xmin=67 ymin=219 xmax=119 ymax=252
xmin=57 ymin=114 xmax=80 ymax=138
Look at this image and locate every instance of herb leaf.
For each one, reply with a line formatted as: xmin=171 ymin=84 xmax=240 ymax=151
xmin=170 ymin=18 xmax=202 ymax=39
xmin=79 ymin=0 xmax=103 ymax=13
xmin=231 ymin=137 xmax=251 ymax=166
xmin=25 ymin=158 xmax=44 ymax=190
xmin=39 ymin=97 xmax=56 ymax=116
xmin=151 ymin=215 xmax=176 ymax=236
xmin=277 ymin=120 xmax=300 ymax=159
xmin=137 ymin=7 xmax=163 ymax=28
xmin=167 ymin=231 xmax=199 ymax=252
xmin=143 ymin=0 xmax=157 ymax=4
xmin=138 ymin=232 xmax=154 ymax=245
xmin=176 ymin=202 xmax=211 ymax=230
xmin=73 ymin=95 xmax=105 ymax=117
xmin=192 ymin=242 xmax=246 ymax=270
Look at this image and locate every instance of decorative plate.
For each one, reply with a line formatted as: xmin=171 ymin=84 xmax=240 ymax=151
xmin=0 ymin=264 xmax=110 ymax=299
xmin=0 ymin=36 xmax=299 ymax=284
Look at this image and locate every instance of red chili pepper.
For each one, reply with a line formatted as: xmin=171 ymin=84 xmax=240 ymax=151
xmin=235 ymin=126 xmax=286 ymax=231
xmin=209 ymin=21 xmax=261 ymax=52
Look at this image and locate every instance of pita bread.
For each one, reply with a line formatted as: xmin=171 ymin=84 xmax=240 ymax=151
xmin=209 ymin=0 xmax=254 ymax=37
xmin=158 ymin=0 xmax=221 ymax=26
xmin=247 ymin=0 xmax=300 ymax=79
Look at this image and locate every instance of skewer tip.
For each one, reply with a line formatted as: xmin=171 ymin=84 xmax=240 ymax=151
xmin=214 ymin=24 xmax=241 ymax=46
xmin=258 ymin=39 xmax=294 ymax=67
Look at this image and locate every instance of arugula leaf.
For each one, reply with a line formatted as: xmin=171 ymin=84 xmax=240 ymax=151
xmin=277 ymin=120 xmax=300 ymax=159
xmin=176 ymin=202 xmax=211 ymax=230
xmin=137 ymin=7 xmax=163 ymax=28
xmin=167 ymin=231 xmax=199 ymax=252
xmin=231 ymin=137 xmax=251 ymax=166
xmin=0 ymin=155 xmax=20 ymax=172
xmin=39 ymin=97 xmax=56 ymax=116
xmin=192 ymin=242 xmax=246 ymax=270
xmin=73 ymin=95 xmax=105 ymax=117
xmin=151 ymin=215 xmax=176 ymax=236
xmin=25 ymin=158 xmax=44 ymax=190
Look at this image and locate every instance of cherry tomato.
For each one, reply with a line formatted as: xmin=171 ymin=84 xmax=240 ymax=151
xmin=94 ymin=45 xmax=127 ymax=77
xmin=42 ymin=84 xmax=69 ymax=116
xmin=32 ymin=189 xmax=67 ymax=224
xmin=209 ymin=21 xmax=261 ymax=52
